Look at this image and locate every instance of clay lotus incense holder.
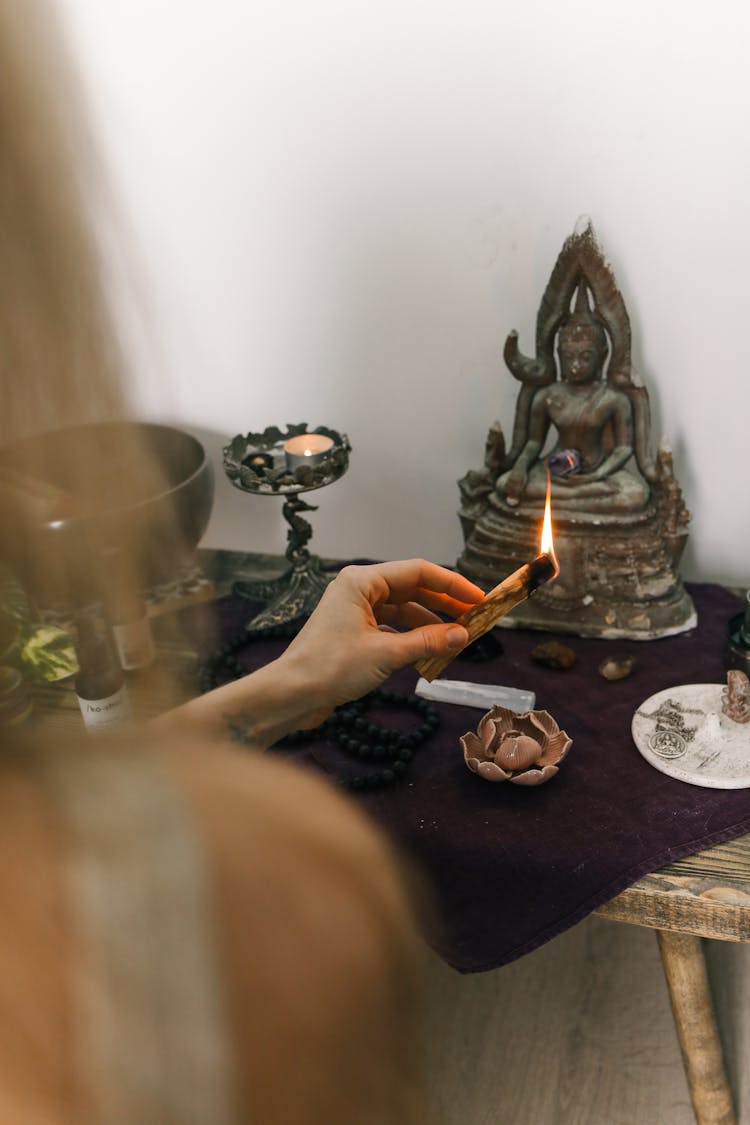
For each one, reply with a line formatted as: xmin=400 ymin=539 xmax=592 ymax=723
xmin=460 ymin=705 xmax=572 ymax=786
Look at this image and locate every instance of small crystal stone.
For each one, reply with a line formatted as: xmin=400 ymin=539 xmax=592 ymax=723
xmin=530 ymin=641 xmax=577 ymax=670
xmin=598 ymin=655 xmax=637 ymax=681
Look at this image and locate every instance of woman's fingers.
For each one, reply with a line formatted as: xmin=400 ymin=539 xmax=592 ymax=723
xmin=337 ymin=560 xmax=484 ymax=615
xmin=410 ymin=587 xmax=480 ymax=618
xmin=375 ymin=602 xmax=444 ymax=630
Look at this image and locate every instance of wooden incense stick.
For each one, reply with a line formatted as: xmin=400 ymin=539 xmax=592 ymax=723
xmin=414 ymin=553 xmax=557 ymax=682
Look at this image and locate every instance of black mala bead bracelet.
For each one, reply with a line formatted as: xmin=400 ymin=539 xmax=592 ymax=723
xmin=199 ymin=630 xmax=440 ymax=792
xmin=272 ymin=688 xmax=440 ymax=792
xmin=322 ymin=688 xmax=439 ymax=792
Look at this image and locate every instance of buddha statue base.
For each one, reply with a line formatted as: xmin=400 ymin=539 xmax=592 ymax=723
xmin=458 ymin=493 xmax=696 ymax=639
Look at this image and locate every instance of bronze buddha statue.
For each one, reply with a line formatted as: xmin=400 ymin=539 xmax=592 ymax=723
xmin=458 ymin=223 xmax=695 ymax=639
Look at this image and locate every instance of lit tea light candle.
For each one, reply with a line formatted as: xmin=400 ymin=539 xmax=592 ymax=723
xmin=284 ymin=433 xmax=335 ymax=470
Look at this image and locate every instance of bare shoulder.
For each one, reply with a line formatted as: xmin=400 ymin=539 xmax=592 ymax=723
xmin=163 ymin=739 xmax=422 ymax=973
xmin=163 ymin=739 xmax=425 ymax=1124
xmin=0 ymin=753 xmax=76 ymax=1122
xmin=165 ymin=739 xmax=410 ymax=897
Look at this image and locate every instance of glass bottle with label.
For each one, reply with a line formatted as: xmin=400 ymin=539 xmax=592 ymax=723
xmin=74 ymin=614 xmax=131 ymax=731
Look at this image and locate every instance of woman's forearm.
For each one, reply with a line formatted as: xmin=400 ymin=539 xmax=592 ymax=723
xmin=153 ymin=651 xmax=324 ymax=751
xmin=153 ymin=560 xmax=483 ymax=751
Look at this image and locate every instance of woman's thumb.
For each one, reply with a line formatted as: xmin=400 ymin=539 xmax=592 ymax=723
xmin=389 ymin=622 xmax=468 ymax=667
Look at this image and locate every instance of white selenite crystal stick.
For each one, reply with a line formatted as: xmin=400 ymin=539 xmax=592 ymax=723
xmin=415 ymin=677 xmax=535 ymax=713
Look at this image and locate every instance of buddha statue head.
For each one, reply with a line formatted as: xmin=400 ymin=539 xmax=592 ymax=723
xmin=557 ymin=280 xmax=608 ymax=386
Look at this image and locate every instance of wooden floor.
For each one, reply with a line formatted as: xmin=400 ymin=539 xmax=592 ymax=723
xmin=424 ymin=916 xmax=750 ymax=1124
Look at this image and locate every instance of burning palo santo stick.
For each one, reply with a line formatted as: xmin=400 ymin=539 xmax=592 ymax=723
xmin=415 ymin=475 xmax=559 ymax=682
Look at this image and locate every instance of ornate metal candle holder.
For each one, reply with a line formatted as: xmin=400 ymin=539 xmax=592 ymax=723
xmin=223 ymin=424 xmax=351 ymax=632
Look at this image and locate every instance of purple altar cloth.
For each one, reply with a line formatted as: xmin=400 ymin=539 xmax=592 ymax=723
xmin=192 ymin=581 xmax=749 ymax=974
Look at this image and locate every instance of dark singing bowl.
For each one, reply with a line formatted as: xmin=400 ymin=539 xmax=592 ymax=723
xmin=0 ymin=421 xmax=213 ymax=608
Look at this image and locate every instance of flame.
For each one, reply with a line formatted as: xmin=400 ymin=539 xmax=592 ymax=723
xmin=539 ymin=471 xmax=559 ymax=575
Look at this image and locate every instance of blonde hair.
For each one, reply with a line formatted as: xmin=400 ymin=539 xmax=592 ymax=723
xmin=0 ymin=4 xmax=427 ymax=1121
xmin=0 ymin=0 xmax=127 ymax=446
xmin=0 ymin=1 xmax=182 ymax=611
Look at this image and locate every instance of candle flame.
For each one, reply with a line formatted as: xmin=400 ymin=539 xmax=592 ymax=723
xmin=540 ymin=471 xmax=559 ymax=576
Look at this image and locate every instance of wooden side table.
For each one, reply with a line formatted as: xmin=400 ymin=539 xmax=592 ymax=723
xmin=594 ymin=840 xmax=749 ymax=1125
xmin=28 ymin=548 xmax=749 ymax=1125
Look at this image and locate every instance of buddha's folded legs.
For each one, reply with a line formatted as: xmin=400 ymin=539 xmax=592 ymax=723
xmin=496 ymin=464 xmax=650 ymax=514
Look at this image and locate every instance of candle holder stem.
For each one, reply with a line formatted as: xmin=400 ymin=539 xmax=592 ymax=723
xmin=233 ymin=493 xmax=333 ymax=632
xmin=283 ymin=495 xmax=316 ymax=567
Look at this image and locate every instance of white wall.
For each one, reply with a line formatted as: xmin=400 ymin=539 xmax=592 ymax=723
xmin=56 ymin=0 xmax=750 ymax=586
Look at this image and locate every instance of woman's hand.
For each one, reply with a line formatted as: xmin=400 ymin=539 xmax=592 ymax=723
xmin=155 ymin=560 xmax=484 ymax=750
xmin=279 ymin=560 xmax=484 ymax=724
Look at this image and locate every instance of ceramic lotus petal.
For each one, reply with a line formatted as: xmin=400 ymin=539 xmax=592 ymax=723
xmin=460 ymin=705 xmax=572 ymax=786
xmin=494 ymin=733 xmax=540 ymax=771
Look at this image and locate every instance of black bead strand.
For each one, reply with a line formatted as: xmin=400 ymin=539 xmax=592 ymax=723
xmin=199 ymin=627 xmax=440 ymax=791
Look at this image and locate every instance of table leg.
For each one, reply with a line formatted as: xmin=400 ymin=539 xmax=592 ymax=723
xmin=656 ymin=930 xmax=736 ymax=1125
